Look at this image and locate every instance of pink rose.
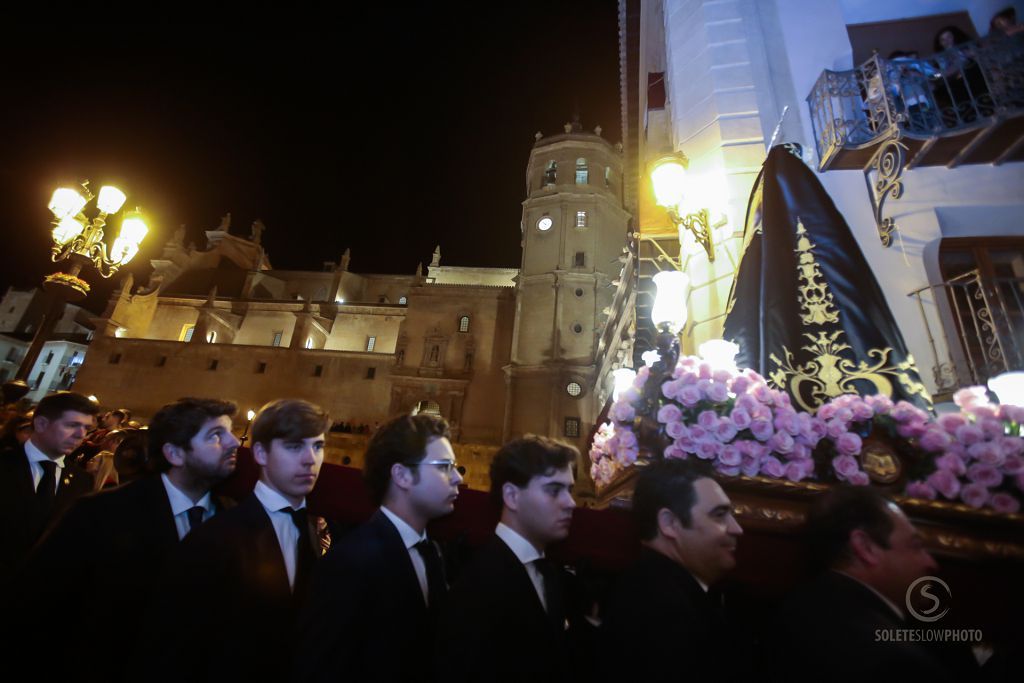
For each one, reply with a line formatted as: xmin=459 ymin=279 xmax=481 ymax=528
xmin=835 ymin=407 xmax=854 ymax=424
xmin=937 ymin=413 xmax=968 ymax=435
xmin=718 ymin=465 xmax=742 ymax=477
xmin=980 ymin=418 xmax=1006 ymax=440
xmin=621 ymin=387 xmax=641 ymax=404
xmin=968 ymin=405 xmax=999 ymax=421
xmin=698 ymin=362 xmax=713 ymax=380
xmin=998 ymin=436 xmax=1024 ymax=458
xmin=695 ymin=439 xmax=720 ymax=460
xmin=770 ymin=431 xmax=795 ymax=455
xmin=666 ymin=421 xmax=688 ymax=440
xmin=998 ymin=404 xmax=1024 ymax=424
xmin=968 ymin=441 xmax=1004 ymax=467
xmin=927 ymin=469 xmax=962 ymax=500
xmin=954 ymin=386 xmax=989 ymax=409
xmin=865 ymin=394 xmax=894 ymax=415
xmin=715 ymin=419 xmax=738 ymax=443
xmin=712 ymin=369 xmax=733 ymax=384
xmin=960 ymin=482 xmax=991 ymax=509
xmin=771 ymin=391 xmax=791 ymax=409
xmin=832 ymin=455 xmax=860 ymax=479
xmin=730 ymin=407 xmax=752 ymax=430
xmin=935 ymin=453 xmax=967 ymax=476
xmin=954 ymin=424 xmax=985 ymax=446
xmin=807 ymin=418 xmax=828 ymax=442
xmin=661 ymin=379 xmax=682 ymax=400
xmin=750 ymin=418 xmax=774 ymax=441
xmin=919 ymin=427 xmax=952 ymax=453
xmin=750 ymin=404 xmax=772 ymax=421
xmin=906 ymin=481 xmax=937 ymax=500
xmin=617 ymin=446 xmax=639 ymax=466
xmin=698 ymin=410 xmax=719 ymax=430
xmin=1002 ymin=453 xmax=1023 ymax=475
xmin=745 ymin=369 xmax=766 ymax=384
xmin=752 ymin=383 xmax=773 ymax=404
xmin=826 ymin=419 xmax=848 ymax=439
xmin=689 ymin=425 xmax=708 ymax=441
xmin=991 ymin=493 xmax=1021 ymax=514
xmin=891 ymin=401 xmax=928 ymax=423
xmin=740 ymin=453 xmax=761 ymax=478
xmin=610 ymin=401 xmax=635 ymax=423
xmin=896 ymin=420 xmax=928 ymax=439
xmin=851 ymin=401 xmax=874 ymax=421
xmin=678 ymin=385 xmax=702 ymax=407
xmin=664 ymin=444 xmax=688 ymax=460
xmin=657 ymin=404 xmax=683 ymax=424
xmin=785 ymin=458 xmax=814 ymax=482
xmin=835 ymin=432 xmax=863 ymax=457
xmin=618 ymin=429 xmax=638 ymax=449
xmin=635 ymin=365 xmax=651 ymax=386
xmin=774 ymin=408 xmax=801 ymax=436
xmin=735 ymin=394 xmax=759 ymax=413
xmin=967 ymin=463 xmax=1003 ymax=488
xmin=730 ymin=376 xmax=751 ymax=395
xmin=706 ymin=382 xmax=730 ymax=403
xmin=790 ymin=442 xmax=811 ymax=460
xmin=817 ymin=403 xmax=837 ymax=421
xmin=718 ymin=444 xmax=742 ymax=467
xmin=760 ymin=456 xmax=785 ymax=478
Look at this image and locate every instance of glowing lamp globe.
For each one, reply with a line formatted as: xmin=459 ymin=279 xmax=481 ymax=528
xmin=612 ymin=368 xmax=637 ymax=401
xmin=52 ymin=217 xmax=85 ymax=245
xmin=48 ymin=188 xmax=87 ymax=220
xmin=988 ymin=372 xmax=1024 ymax=406
xmin=699 ymin=339 xmax=740 ymax=373
xmin=650 ymin=156 xmax=688 ymax=209
xmin=97 ymin=186 xmax=127 ymax=214
xmin=651 ymin=270 xmax=690 ymax=332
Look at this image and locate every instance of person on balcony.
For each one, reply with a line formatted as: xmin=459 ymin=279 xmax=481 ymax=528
xmin=988 ymin=6 xmax=1023 ymax=40
xmin=886 ymin=50 xmax=942 ymax=132
xmin=931 ymin=25 xmax=989 ymax=124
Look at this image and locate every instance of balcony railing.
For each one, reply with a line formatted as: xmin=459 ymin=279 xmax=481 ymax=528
xmin=808 ymin=34 xmax=1024 ymax=171
xmin=909 ymin=271 xmax=1024 ymax=397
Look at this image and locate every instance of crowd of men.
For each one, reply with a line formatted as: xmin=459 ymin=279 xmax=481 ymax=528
xmin=0 ymin=390 xmax=1011 ymax=681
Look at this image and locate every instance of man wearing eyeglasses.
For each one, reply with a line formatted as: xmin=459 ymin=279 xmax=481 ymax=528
xmin=294 ymin=413 xmax=462 ymax=683
xmin=436 ymin=435 xmax=578 ymax=683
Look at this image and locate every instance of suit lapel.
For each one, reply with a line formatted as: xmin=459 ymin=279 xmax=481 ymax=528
xmin=372 ymin=510 xmax=428 ymax=613
xmin=492 ymin=536 xmax=553 ymax=626
xmin=140 ymin=475 xmax=183 ymax=547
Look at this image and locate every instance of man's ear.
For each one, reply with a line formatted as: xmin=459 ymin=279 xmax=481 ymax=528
xmin=656 ymin=507 xmax=681 ymax=539
xmin=252 ymin=441 xmax=269 ymax=467
xmin=32 ymin=415 xmax=49 ymax=433
xmin=162 ymin=442 xmax=186 ymax=468
xmin=849 ymin=529 xmax=880 ymax=566
xmin=391 ymin=462 xmax=413 ymax=492
xmin=502 ymin=482 xmax=520 ymax=512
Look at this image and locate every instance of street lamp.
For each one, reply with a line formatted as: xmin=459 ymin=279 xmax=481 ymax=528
xmin=649 ymin=152 xmax=727 ymax=262
xmin=240 ymin=409 xmax=257 ymax=444
xmin=16 ymin=181 xmax=148 ymax=383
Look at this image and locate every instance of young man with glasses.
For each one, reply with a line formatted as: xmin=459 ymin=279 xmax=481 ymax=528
xmin=295 ymin=413 xmax=462 ymax=683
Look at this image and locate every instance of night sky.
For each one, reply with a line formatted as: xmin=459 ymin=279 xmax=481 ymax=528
xmin=1 ymin=3 xmax=622 ymax=314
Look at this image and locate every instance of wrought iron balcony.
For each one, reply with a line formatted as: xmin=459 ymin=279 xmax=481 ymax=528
xmin=808 ymin=35 xmax=1024 ymax=172
xmin=909 ymin=271 xmax=1024 ymax=399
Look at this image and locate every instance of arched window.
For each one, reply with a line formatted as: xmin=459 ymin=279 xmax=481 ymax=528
xmin=576 ymin=158 xmax=588 ymax=184
xmin=543 ymin=160 xmax=557 ymax=187
xmin=458 ymin=315 xmax=470 ymax=333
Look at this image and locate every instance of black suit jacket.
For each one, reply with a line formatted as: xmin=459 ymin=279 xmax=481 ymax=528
xmin=294 ymin=509 xmax=437 ymax=683
xmin=0 ymin=444 xmax=93 ymax=581
xmin=149 ymin=492 xmax=319 ymax=683
xmin=763 ymin=571 xmax=963 ymax=683
xmin=11 ymin=474 xmax=229 ymax=680
xmin=436 ymin=534 xmax=569 ymax=683
xmin=601 ymin=547 xmax=740 ymax=682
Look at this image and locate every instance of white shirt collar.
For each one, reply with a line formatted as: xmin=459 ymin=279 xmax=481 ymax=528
xmin=834 ymin=570 xmax=905 ymax=619
xmin=380 ymin=506 xmax=427 ymax=549
xmin=254 ymin=480 xmax=305 ymax=513
xmin=495 ymin=522 xmax=544 ymax=565
xmin=25 ymin=438 xmax=65 ymax=469
xmin=160 ymin=473 xmax=213 ymax=517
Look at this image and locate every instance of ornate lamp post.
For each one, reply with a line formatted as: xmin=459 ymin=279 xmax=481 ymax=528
xmin=649 ymin=152 xmax=727 ymax=262
xmin=16 ymin=181 xmax=148 ymax=383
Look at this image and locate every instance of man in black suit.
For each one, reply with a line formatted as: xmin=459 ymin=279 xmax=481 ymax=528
xmin=437 ymin=435 xmax=578 ymax=683
xmin=151 ymin=398 xmax=328 ymax=682
xmin=764 ymin=486 xmax=974 ymax=683
xmin=294 ymin=412 xmax=462 ymax=683
xmin=10 ymin=397 xmax=240 ymax=680
xmin=601 ymin=459 xmax=745 ymax=682
xmin=0 ymin=391 xmax=97 ymax=581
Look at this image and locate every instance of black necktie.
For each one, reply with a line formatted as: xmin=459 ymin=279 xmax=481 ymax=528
xmin=414 ymin=539 xmax=447 ymax=611
xmin=532 ymin=557 xmax=560 ymax=621
xmin=34 ymin=460 xmax=58 ymax=525
xmin=185 ymin=505 xmax=205 ymax=536
xmin=283 ymin=507 xmax=312 ymax=595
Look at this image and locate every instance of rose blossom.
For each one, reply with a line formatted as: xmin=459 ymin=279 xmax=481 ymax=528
xmin=784 ymin=461 xmax=807 ymax=482
xmin=696 ymin=439 xmax=720 ymax=460
xmin=610 ymin=401 xmax=635 ymax=422
xmin=774 ymin=408 xmax=801 ymax=436
xmin=817 ymin=403 xmax=837 ymax=421
xmin=621 ymin=387 xmax=641 ymax=405
xmin=998 ymin=404 xmax=1024 ymax=424
xmin=968 ymin=441 xmax=1004 ymax=467
xmin=935 ymin=453 xmax=967 ymax=476
xmin=718 ymin=444 xmax=742 ymax=467
xmin=835 ymin=432 xmax=863 ymax=457
xmin=1003 ymin=453 xmax=1024 ymax=475
xmin=740 ymin=453 xmax=761 ymax=478
xmin=865 ymin=394 xmax=894 ymax=415
xmin=730 ymin=407 xmax=752 ymax=430
xmin=698 ymin=362 xmax=713 ymax=380
xmin=937 ymin=413 xmax=968 ymax=435
xmin=896 ymin=420 xmax=928 ymax=439
xmin=967 ymin=405 xmax=999 ymax=421
xmin=998 ymin=437 xmax=1024 ymax=458
xmin=666 ymin=421 xmax=688 ymax=440
xmin=967 ymin=463 xmax=1003 ymax=488
xmin=719 ymin=465 xmax=742 ymax=477
xmin=770 ymin=431 xmax=795 ymax=455
xmin=980 ymin=418 xmax=1007 ymax=440
xmin=661 ymin=379 xmax=682 ymax=400
xmin=906 ymin=481 xmax=937 ymax=500
xmin=891 ymin=401 xmax=929 ymax=423
xmin=826 ymin=419 xmax=848 ymax=439
xmin=698 ymin=410 xmax=719 ymax=430
xmin=990 ymin=493 xmax=1021 ymax=514
xmin=730 ymin=375 xmax=751 ymax=395
xmin=960 ymin=482 xmax=991 ymax=508
xmin=735 ymin=394 xmax=759 ymax=413
xmin=790 ymin=442 xmax=810 ymax=460
xmin=835 ymin=407 xmax=854 ymax=424
xmin=760 ymin=455 xmax=785 ymax=478
xmin=706 ymin=382 xmax=730 ymax=403
xmin=664 ymin=444 xmax=687 ymax=460
xmin=634 ymin=365 xmax=651 ymax=386
xmin=712 ymin=369 xmax=733 ymax=384
xmin=657 ymin=404 xmax=683 ymax=424
xmin=953 ymin=386 xmax=989 ymax=409
xmin=927 ymin=469 xmax=962 ymax=500
xmin=832 ymin=455 xmax=860 ymax=479
xmin=851 ymin=401 xmax=874 ymax=421
xmin=750 ymin=418 xmax=774 ymax=441
xmin=848 ymin=471 xmax=871 ymax=486
xmin=618 ymin=429 xmax=638 ymax=449
xmin=715 ymin=419 xmax=739 ymax=443
xmin=919 ymin=427 xmax=952 ymax=453
xmin=678 ymin=385 xmax=703 ymax=407
xmin=752 ymin=383 xmax=774 ymax=404
xmin=954 ymin=424 xmax=985 ymax=447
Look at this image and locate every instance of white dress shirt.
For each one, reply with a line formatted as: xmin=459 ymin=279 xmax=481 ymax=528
xmin=495 ymin=522 xmax=548 ymax=612
xmin=24 ymin=439 xmax=65 ymax=495
xmin=160 ymin=473 xmax=215 ymax=541
xmin=380 ymin=506 xmax=431 ymax=605
xmin=254 ymin=481 xmax=306 ymax=591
